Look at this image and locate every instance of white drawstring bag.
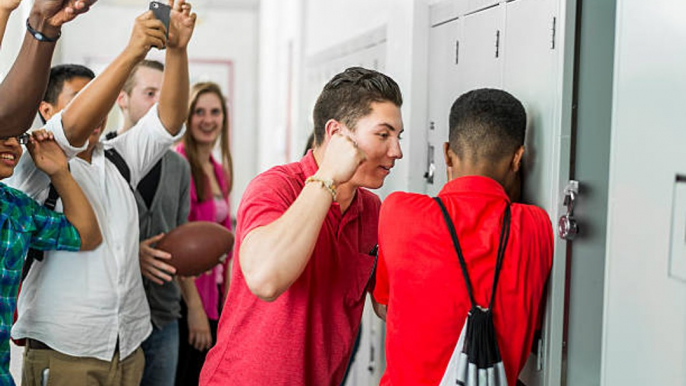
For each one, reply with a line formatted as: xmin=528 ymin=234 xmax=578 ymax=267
xmin=434 ymin=197 xmax=511 ymax=386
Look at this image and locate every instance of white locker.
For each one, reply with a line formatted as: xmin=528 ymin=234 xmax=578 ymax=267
xmin=426 ymin=1 xmax=575 ymax=385
xmin=460 ymin=5 xmax=504 ymax=91
xmin=426 ymin=17 xmax=462 ymax=196
xmin=503 ymin=0 xmax=558 ymax=213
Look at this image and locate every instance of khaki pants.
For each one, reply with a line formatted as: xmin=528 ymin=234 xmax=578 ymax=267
xmin=22 ymin=343 xmax=145 ymax=386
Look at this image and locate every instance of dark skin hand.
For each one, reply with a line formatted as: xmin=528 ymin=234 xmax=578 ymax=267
xmin=0 ymin=0 xmax=96 ymax=137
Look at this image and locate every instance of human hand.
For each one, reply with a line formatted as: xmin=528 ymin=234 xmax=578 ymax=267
xmin=0 ymin=0 xmax=22 ymax=12
xmin=31 ymin=0 xmax=96 ymax=29
xmin=27 ymin=129 xmax=68 ymax=177
xmin=125 ymin=11 xmax=167 ymax=61
xmin=316 ymin=132 xmax=365 ymax=186
xmin=187 ymin=303 xmax=212 ymax=351
xmin=139 ymin=233 xmax=177 ymax=285
xmin=167 ymin=0 xmax=196 ymax=50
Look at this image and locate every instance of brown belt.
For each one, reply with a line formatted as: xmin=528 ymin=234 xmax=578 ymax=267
xmin=26 ymin=339 xmax=52 ymax=350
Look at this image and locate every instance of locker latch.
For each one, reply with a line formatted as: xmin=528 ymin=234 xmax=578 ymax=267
xmin=558 ymin=180 xmax=579 ymax=240
xmin=424 ymin=143 xmax=435 ymax=184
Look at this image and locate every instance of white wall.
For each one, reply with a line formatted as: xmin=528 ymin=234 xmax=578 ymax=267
xmin=602 ymin=0 xmax=686 ymax=384
xmin=0 ymin=2 xmax=32 ymax=79
xmin=56 ymin=4 xmax=258 ymax=214
xmin=259 ymin=0 xmax=429 ymax=197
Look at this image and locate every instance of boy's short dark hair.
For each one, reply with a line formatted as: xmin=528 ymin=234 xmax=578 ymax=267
xmin=449 ymin=88 xmax=526 ymax=162
xmin=43 ymin=64 xmax=96 ymax=104
xmin=122 ymin=60 xmax=164 ymax=95
xmin=312 ymin=67 xmax=402 ymax=146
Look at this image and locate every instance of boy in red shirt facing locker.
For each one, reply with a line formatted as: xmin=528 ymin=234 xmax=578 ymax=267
xmin=374 ymin=88 xmax=553 ymax=386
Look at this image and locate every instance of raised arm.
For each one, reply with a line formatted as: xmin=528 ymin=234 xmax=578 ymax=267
xmin=59 ymin=11 xmax=166 ymax=147
xmin=0 ymin=0 xmax=95 ymax=137
xmin=158 ymin=0 xmax=195 ymax=135
xmin=240 ymin=134 xmax=364 ymax=301
xmin=27 ymin=130 xmax=102 ymax=250
xmin=0 ymin=0 xmax=22 ymax=46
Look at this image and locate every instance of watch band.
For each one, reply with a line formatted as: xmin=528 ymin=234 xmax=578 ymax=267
xmin=26 ymin=18 xmax=61 ymax=43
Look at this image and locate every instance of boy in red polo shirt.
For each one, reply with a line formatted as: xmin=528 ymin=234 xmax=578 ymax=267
xmin=374 ymin=88 xmax=553 ymax=386
xmin=200 ymin=67 xmax=404 ymax=386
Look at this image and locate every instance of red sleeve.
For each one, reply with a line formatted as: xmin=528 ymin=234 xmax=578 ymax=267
xmin=373 ymin=244 xmax=389 ymax=305
xmin=373 ymin=194 xmax=398 ymax=305
xmin=236 ymin=168 xmax=300 ymax=246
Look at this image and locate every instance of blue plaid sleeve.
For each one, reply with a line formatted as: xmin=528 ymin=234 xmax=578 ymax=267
xmin=28 ymin=200 xmax=81 ymax=252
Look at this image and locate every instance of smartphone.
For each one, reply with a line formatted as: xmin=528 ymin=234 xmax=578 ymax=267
xmin=149 ymin=1 xmax=171 ymax=39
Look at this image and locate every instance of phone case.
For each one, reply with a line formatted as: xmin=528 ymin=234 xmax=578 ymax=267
xmin=149 ymin=1 xmax=171 ymax=38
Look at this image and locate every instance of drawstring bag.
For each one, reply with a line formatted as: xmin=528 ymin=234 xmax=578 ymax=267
xmin=434 ymin=197 xmax=511 ymax=386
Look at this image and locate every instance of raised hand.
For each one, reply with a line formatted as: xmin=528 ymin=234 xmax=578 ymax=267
xmin=26 ymin=129 xmax=68 ymax=177
xmin=31 ymin=0 xmax=96 ymax=29
xmin=0 ymin=0 xmax=22 ymax=12
xmin=139 ymin=233 xmax=177 ymax=285
xmin=167 ymin=0 xmax=196 ymax=50
xmin=125 ymin=11 xmax=167 ymax=62
xmin=316 ymin=132 xmax=366 ymax=186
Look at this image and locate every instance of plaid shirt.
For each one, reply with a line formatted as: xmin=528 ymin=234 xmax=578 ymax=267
xmin=0 ymin=183 xmax=81 ymax=385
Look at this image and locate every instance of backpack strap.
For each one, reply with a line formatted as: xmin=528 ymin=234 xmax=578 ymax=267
xmin=104 ymin=131 xmax=118 ymax=141
xmin=433 ymin=197 xmax=511 ymax=310
xmin=103 ymin=130 xmax=132 ymax=186
xmin=21 ymin=184 xmax=60 ymax=280
xmin=104 ymin=147 xmax=131 ymax=186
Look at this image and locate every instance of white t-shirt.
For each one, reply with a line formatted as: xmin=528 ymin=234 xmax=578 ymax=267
xmin=7 ymin=104 xmax=184 ymax=360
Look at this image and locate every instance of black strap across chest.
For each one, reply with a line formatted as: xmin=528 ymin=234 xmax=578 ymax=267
xmin=21 ymin=147 xmax=132 ymax=280
xmin=433 ymin=196 xmax=511 ymax=311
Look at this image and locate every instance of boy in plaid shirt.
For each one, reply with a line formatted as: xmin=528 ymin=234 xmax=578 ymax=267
xmin=0 ymin=129 xmax=101 ymax=385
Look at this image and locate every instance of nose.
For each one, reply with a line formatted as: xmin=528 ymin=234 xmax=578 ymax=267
xmin=1 ymin=137 xmax=20 ymax=149
xmin=389 ymin=137 xmax=403 ymax=159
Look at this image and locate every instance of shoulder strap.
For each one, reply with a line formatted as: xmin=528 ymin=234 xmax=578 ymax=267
xmin=433 ymin=196 xmax=511 ymax=310
xmin=104 ymin=131 xmax=118 ymax=141
xmin=104 ymin=147 xmax=131 ymax=185
xmin=22 ymin=184 xmax=61 ymax=280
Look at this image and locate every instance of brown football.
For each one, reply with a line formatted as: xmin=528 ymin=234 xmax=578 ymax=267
xmin=156 ymin=221 xmax=234 ymax=276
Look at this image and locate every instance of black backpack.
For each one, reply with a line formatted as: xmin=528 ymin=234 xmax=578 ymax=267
xmin=434 ymin=196 xmax=511 ymax=386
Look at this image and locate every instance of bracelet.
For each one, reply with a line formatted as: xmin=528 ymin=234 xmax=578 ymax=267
xmin=305 ymin=176 xmax=337 ymax=201
xmin=26 ymin=18 xmax=61 ymax=43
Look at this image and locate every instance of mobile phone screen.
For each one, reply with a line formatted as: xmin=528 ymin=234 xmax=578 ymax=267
xmin=149 ymin=1 xmax=171 ymax=38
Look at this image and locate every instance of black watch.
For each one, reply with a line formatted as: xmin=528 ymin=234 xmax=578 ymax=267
xmin=26 ymin=18 xmax=61 ymax=43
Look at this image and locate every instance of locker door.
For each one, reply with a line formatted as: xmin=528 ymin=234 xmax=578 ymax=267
xmin=503 ymin=0 xmax=558 ymax=213
xmin=426 ymin=18 xmax=462 ymax=196
xmin=460 ymin=5 xmax=504 ymax=91
xmin=502 ymin=0 xmax=568 ymax=385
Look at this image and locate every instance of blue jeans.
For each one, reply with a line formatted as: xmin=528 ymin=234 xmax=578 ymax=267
xmin=140 ymin=320 xmax=179 ymax=386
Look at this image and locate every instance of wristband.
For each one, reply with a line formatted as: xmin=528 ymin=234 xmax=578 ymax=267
xmin=26 ymin=18 xmax=61 ymax=43
xmin=305 ymin=176 xmax=337 ymax=201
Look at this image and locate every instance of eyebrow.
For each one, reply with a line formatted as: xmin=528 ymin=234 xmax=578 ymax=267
xmin=380 ymin=123 xmax=404 ymax=134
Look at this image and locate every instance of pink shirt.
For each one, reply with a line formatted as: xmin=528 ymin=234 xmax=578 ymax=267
xmin=200 ymin=151 xmax=379 ymax=386
xmin=176 ymin=144 xmax=232 ymax=320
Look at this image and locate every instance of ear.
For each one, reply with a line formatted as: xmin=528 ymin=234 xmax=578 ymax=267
xmin=324 ymin=119 xmax=343 ymax=139
xmin=512 ymin=145 xmax=525 ymax=172
xmin=38 ymin=101 xmax=54 ymax=121
xmin=116 ymin=91 xmax=128 ymax=111
xmin=443 ymin=142 xmax=455 ymax=181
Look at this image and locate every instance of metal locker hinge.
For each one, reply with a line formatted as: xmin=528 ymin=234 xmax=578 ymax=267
xmin=551 ymin=17 xmax=557 ymax=50
xmin=558 ymin=180 xmax=579 ymax=240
